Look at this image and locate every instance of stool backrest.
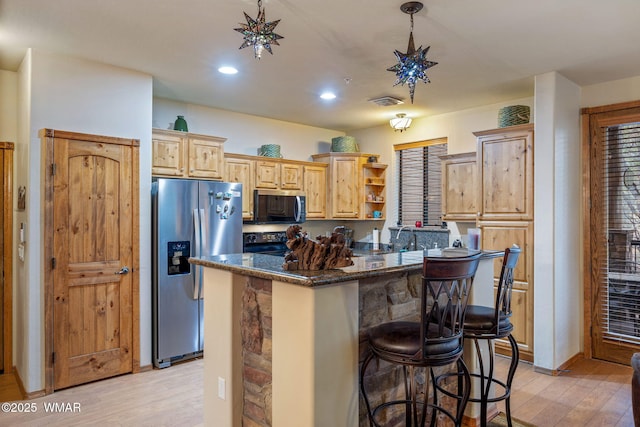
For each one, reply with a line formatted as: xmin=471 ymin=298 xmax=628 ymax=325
xmin=495 ymin=246 xmax=522 ymax=332
xmin=421 ymin=253 xmax=481 ymax=362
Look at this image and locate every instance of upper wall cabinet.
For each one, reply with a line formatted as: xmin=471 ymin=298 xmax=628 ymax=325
xmin=255 ymin=159 xmax=303 ymax=190
xmin=223 ymin=153 xmax=327 ymax=220
xmin=152 ymin=129 xmax=225 ymax=180
xmin=303 ymin=164 xmax=327 ymax=219
xmin=474 ymin=124 xmax=534 ymax=221
xmin=441 ymin=152 xmax=477 ymax=222
xmin=224 ymin=154 xmax=255 ymax=221
xmin=312 ymin=152 xmax=387 ymax=220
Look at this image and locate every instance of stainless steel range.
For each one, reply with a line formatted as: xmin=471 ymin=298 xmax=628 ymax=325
xmin=243 ymin=231 xmax=289 ymax=256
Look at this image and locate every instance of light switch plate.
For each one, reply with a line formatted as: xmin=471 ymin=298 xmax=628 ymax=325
xmin=218 ymin=377 xmax=226 ymax=400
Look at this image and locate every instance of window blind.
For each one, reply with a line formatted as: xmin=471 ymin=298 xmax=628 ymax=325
xmin=601 ymin=122 xmax=640 ymax=343
xmin=395 ymin=139 xmax=447 ymax=226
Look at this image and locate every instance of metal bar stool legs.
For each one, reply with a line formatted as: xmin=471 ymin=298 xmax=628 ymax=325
xmin=361 ymin=351 xmax=472 ymax=427
xmin=470 ymin=333 xmax=519 ymax=427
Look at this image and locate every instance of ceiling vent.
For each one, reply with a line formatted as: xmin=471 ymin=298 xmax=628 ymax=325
xmin=368 ymin=96 xmax=404 ymax=107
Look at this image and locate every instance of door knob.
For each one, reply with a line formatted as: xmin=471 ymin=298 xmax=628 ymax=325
xmin=115 ymin=266 xmax=130 ymax=275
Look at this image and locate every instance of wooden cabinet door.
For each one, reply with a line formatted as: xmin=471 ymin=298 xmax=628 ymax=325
xmin=331 ymin=156 xmax=360 ymax=218
xmin=255 ymin=160 xmax=280 ymax=189
xmin=187 ymin=136 xmax=224 ymax=180
xmin=475 ymin=124 xmax=533 ymax=221
xmin=303 ymin=164 xmax=327 ymax=218
xmin=479 ymin=221 xmax=533 ymax=361
xmin=152 ymin=130 xmax=186 ymax=176
xmin=49 ymin=131 xmax=139 ymax=389
xmin=281 ymin=163 xmax=303 ymax=190
xmin=441 ymin=152 xmax=477 ymax=221
xmin=225 ymin=156 xmax=254 ymax=220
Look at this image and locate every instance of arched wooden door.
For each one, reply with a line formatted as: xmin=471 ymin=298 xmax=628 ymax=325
xmin=42 ymin=129 xmax=139 ymax=391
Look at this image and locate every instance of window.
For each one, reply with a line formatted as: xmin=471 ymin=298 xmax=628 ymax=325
xmin=395 ymin=138 xmax=447 ymax=226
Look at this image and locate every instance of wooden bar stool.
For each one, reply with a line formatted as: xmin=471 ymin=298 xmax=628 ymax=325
xmin=360 ymin=253 xmax=481 ymax=427
xmin=462 ymin=246 xmax=521 ymax=427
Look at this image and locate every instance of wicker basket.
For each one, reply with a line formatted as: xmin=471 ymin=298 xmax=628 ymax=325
xmin=259 ymin=144 xmax=282 ymax=158
xmin=331 ymin=136 xmax=359 ymax=152
xmin=498 ymin=105 xmax=530 ymax=128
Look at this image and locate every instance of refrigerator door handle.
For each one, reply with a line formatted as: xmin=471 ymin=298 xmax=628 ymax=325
xmin=193 ymin=208 xmax=202 ymax=300
xmin=197 ymin=208 xmax=206 ymax=300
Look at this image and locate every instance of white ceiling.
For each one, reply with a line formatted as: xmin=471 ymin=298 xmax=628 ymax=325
xmin=1 ymin=0 xmax=639 ymax=131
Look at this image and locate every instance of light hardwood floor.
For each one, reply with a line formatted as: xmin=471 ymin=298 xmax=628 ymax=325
xmin=0 ymin=356 xmax=634 ymax=426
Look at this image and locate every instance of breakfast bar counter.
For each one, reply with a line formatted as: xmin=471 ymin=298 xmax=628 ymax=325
xmin=190 ymin=249 xmax=502 ymax=427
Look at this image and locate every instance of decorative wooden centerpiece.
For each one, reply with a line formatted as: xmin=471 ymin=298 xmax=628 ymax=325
xmin=282 ymin=225 xmax=354 ymax=270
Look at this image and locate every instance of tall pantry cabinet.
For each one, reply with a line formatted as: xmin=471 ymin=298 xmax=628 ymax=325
xmin=474 ymin=123 xmax=534 ymax=362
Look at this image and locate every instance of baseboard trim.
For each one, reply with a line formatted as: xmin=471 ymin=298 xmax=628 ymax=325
xmin=462 ymin=406 xmax=499 ymax=427
xmin=533 ymin=352 xmax=584 ymax=376
xmin=12 ymin=366 xmax=46 ymax=399
xmin=138 ymin=364 xmax=153 ymax=373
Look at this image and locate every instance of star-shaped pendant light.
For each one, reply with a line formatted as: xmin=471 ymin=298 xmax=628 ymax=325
xmin=387 ymin=2 xmax=437 ymax=103
xmin=234 ymin=0 xmax=284 ymax=59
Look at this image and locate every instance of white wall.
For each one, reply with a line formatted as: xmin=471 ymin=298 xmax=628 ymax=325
xmin=581 ymin=75 xmax=640 ymax=108
xmin=16 ymin=49 xmax=153 ymax=393
xmin=533 ymin=72 xmax=582 ymax=370
xmin=153 ymin=98 xmax=343 ymax=161
xmin=0 ymin=70 xmax=18 ymax=142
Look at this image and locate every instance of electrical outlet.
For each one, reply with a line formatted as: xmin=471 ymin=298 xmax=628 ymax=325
xmin=218 ymin=377 xmax=226 ymax=400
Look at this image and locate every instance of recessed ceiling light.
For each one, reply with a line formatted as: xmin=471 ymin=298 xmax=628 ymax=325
xmin=320 ymin=92 xmax=336 ymax=100
xmin=218 ymin=66 xmax=238 ymax=75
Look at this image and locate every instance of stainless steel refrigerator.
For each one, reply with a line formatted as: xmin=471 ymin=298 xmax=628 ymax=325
xmin=152 ymin=178 xmax=243 ymax=368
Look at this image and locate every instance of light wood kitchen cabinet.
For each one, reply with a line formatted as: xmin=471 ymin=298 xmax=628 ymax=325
xmin=479 ymin=221 xmax=533 ymax=361
xmin=224 ymin=154 xmax=254 ymax=220
xmin=280 ymin=163 xmax=303 ymax=190
xmin=224 ymin=153 xmax=325 ymax=220
xmin=303 ymin=164 xmax=327 ymax=219
xmin=312 ymin=153 xmax=361 ymax=219
xmin=255 ymin=160 xmax=303 ymax=190
xmin=152 ymin=129 xmax=225 ymax=180
xmin=474 ymin=123 xmax=534 ymax=362
xmin=441 ymin=152 xmax=477 ymax=221
xmin=312 ymin=152 xmax=386 ymax=220
xmin=474 ymin=124 xmax=533 ymax=221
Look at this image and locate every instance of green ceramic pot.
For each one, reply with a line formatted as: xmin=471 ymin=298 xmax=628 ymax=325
xmin=174 ymin=115 xmax=188 ymax=132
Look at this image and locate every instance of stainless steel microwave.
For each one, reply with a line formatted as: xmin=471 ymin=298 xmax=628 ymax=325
xmin=250 ymin=189 xmax=306 ymax=224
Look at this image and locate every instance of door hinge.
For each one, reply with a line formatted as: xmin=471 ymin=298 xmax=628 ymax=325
xmin=51 ymin=163 xmax=57 ymax=176
xmin=51 ymin=352 xmax=55 ymax=364
xmin=51 ymin=258 xmax=56 ymax=269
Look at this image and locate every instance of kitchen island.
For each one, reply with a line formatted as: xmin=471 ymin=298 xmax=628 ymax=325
xmin=190 ymin=249 xmax=502 ymax=427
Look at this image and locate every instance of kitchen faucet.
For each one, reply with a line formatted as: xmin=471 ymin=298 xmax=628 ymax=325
xmin=395 ymin=224 xmax=410 ymax=239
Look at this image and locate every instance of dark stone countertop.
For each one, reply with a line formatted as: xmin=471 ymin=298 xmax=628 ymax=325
xmin=189 ymin=249 xmax=503 ymax=288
